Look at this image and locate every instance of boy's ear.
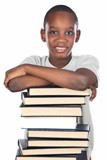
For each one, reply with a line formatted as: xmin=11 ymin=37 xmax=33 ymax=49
xmin=75 ymin=29 xmax=81 ymax=43
xmin=40 ymin=29 xmax=46 ymax=42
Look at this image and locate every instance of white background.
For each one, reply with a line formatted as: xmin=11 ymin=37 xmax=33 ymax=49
xmin=0 ymin=0 xmax=106 ymax=159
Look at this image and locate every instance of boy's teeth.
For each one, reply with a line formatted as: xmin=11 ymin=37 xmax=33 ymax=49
xmin=56 ymin=47 xmax=66 ymax=52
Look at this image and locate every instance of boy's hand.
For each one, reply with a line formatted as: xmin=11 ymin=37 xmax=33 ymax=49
xmin=4 ymin=65 xmax=26 ymax=88
xmin=90 ymin=85 xmax=97 ymax=101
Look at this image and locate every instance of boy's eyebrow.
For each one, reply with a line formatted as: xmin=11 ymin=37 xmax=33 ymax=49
xmin=48 ymin=26 xmax=57 ymax=29
xmin=49 ymin=26 xmax=75 ymax=30
xmin=68 ymin=27 xmax=75 ymax=30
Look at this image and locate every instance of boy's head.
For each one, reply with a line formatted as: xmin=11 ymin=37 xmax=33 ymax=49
xmin=41 ymin=5 xmax=81 ymax=66
xmin=43 ymin=5 xmax=79 ymax=29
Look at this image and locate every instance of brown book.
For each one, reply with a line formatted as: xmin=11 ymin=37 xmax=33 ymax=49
xmin=20 ymin=103 xmax=82 ymax=117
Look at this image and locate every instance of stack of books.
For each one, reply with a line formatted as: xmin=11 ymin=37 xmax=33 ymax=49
xmin=20 ymin=86 xmax=90 ymax=117
xmin=15 ymin=86 xmax=90 ymax=160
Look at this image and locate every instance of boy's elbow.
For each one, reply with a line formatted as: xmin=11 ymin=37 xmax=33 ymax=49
xmin=78 ymin=76 xmax=89 ymax=90
xmin=78 ymin=75 xmax=97 ymax=90
xmin=8 ymin=79 xmax=20 ymax=92
xmin=68 ymin=76 xmax=89 ymax=91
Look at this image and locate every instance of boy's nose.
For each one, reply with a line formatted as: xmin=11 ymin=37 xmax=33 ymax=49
xmin=57 ymin=34 xmax=67 ymax=42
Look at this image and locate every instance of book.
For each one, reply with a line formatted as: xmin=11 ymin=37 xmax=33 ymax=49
xmin=16 ymin=155 xmax=77 ymax=160
xmin=28 ymin=86 xmax=90 ymax=96
xmin=18 ymin=139 xmax=82 ymax=155
xmin=26 ymin=138 xmax=89 ymax=148
xmin=25 ymin=124 xmax=89 ymax=139
xmin=20 ymin=103 xmax=82 ymax=117
xmin=15 ymin=149 xmax=87 ymax=160
xmin=21 ymin=92 xmax=86 ymax=105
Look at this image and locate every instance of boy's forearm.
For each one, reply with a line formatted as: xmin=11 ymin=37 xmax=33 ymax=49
xmin=7 ymin=75 xmax=51 ymax=92
xmin=5 ymin=64 xmax=96 ymax=91
xmin=24 ymin=64 xmax=88 ymax=90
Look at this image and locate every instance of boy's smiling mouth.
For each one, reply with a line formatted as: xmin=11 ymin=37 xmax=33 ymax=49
xmin=56 ymin=46 xmax=67 ymax=53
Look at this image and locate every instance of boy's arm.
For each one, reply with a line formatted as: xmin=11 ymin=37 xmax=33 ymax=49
xmin=4 ymin=64 xmax=97 ymax=91
xmin=7 ymin=75 xmax=51 ymax=92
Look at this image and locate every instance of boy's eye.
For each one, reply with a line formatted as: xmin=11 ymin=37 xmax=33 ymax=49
xmin=66 ymin=31 xmax=74 ymax=35
xmin=49 ymin=31 xmax=58 ymax=35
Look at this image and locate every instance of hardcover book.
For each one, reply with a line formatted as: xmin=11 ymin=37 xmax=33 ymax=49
xmin=21 ymin=92 xmax=86 ymax=105
xmin=20 ymin=103 xmax=82 ymax=117
xmin=15 ymin=149 xmax=87 ymax=160
xmin=28 ymin=86 xmax=90 ymax=96
xmin=18 ymin=139 xmax=82 ymax=155
xmin=27 ymin=138 xmax=89 ymax=148
xmin=25 ymin=124 xmax=89 ymax=139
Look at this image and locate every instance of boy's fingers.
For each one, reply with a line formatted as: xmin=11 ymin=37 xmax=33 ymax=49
xmin=4 ymin=76 xmax=9 ymax=87
xmin=90 ymin=94 xmax=96 ymax=101
xmin=4 ymin=67 xmax=17 ymax=87
xmin=4 ymin=70 xmax=11 ymax=87
xmin=89 ymin=85 xmax=97 ymax=101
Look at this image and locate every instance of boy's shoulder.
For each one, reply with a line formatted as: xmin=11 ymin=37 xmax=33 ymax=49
xmin=20 ymin=55 xmax=48 ymax=65
xmin=73 ymin=54 xmax=98 ymax=60
xmin=72 ymin=54 xmax=99 ymax=79
xmin=72 ymin=54 xmax=99 ymax=66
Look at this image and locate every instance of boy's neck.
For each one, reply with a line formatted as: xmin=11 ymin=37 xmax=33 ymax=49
xmin=49 ymin=55 xmax=72 ymax=68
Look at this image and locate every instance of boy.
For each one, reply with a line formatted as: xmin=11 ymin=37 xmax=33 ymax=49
xmin=4 ymin=5 xmax=99 ymax=159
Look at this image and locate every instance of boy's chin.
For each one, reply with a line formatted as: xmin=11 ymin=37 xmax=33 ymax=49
xmin=56 ymin=52 xmax=71 ymax=58
xmin=55 ymin=55 xmax=71 ymax=60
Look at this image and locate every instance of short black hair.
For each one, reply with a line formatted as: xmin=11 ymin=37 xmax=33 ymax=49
xmin=43 ymin=5 xmax=78 ymax=29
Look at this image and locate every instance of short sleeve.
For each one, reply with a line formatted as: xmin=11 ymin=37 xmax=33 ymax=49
xmin=75 ymin=55 xmax=99 ymax=81
xmin=20 ymin=55 xmax=48 ymax=66
xmin=20 ymin=55 xmax=41 ymax=65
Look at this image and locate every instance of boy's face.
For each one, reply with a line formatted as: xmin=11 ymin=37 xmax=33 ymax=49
xmin=41 ymin=11 xmax=80 ymax=61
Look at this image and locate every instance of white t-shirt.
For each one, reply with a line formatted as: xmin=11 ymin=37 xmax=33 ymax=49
xmin=21 ymin=54 xmax=99 ymax=80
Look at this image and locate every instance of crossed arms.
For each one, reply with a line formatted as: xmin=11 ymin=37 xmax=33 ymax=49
xmin=4 ymin=64 xmax=97 ymax=101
